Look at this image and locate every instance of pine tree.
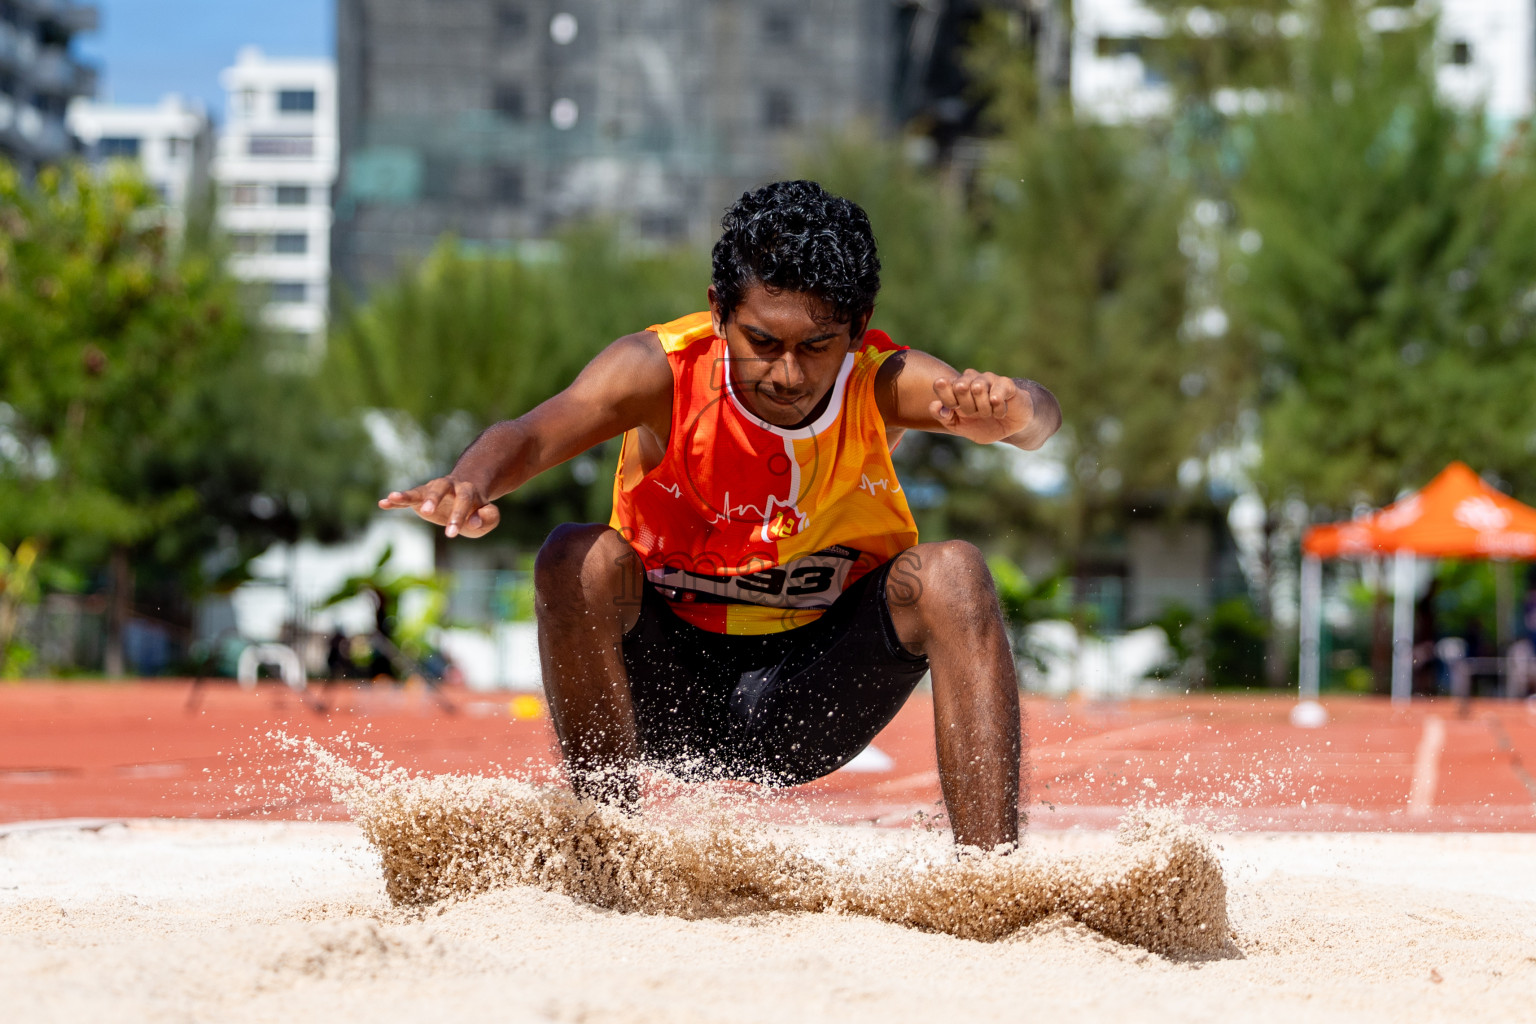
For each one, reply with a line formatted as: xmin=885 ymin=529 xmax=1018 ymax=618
xmin=1228 ymin=2 xmax=1536 ymax=506
xmin=967 ymin=20 xmax=1249 ymax=572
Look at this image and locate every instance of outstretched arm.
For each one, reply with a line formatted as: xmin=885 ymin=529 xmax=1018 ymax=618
xmin=875 ymin=349 xmax=1062 ymax=450
xmin=378 ymin=331 xmax=673 ymax=537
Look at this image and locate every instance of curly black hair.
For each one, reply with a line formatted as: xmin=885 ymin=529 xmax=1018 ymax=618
xmin=711 ymin=180 xmax=880 ymax=332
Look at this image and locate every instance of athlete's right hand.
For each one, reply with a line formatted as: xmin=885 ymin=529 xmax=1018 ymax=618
xmin=378 ymin=478 xmax=501 ymax=539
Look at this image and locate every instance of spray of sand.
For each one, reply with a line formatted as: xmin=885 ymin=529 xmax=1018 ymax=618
xmin=306 ymin=743 xmax=1231 ymax=959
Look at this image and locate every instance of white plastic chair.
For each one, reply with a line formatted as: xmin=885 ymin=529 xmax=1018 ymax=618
xmin=236 ymin=643 xmax=307 ymax=694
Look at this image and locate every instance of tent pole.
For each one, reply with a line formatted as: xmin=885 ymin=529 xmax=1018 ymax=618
xmin=1292 ymin=554 xmax=1327 ymax=727
xmin=1391 ymin=550 xmax=1415 ymax=705
xmin=1298 ymin=555 xmax=1322 ymax=701
xmin=1495 ymin=560 xmax=1512 ymax=692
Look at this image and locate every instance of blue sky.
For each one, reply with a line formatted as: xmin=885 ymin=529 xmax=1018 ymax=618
xmin=76 ymin=1 xmax=331 ymax=120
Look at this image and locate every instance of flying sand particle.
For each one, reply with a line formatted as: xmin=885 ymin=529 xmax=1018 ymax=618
xmin=304 ymin=742 xmax=1233 ymax=958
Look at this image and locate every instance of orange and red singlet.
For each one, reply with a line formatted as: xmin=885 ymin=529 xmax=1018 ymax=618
xmin=609 ymin=312 xmax=919 ymax=635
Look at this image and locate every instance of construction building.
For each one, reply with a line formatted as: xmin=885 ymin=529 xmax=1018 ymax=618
xmin=332 ymin=0 xmax=974 ymax=292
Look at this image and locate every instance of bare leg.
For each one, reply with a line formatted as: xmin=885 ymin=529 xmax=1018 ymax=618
xmin=884 ymin=541 xmax=1023 ymax=850
xmin=534 ymin=523 xmax=646 ymax=806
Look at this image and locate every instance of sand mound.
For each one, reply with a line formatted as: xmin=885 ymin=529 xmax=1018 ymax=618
xmin=313 ymin=747 xmax=1230 ymax=958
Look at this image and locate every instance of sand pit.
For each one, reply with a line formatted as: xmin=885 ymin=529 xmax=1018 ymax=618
xmin=4 ymin=816 xmax=1536 ymax=1023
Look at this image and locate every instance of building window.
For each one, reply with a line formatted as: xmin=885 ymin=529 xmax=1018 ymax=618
xmin=493 ymin=83 xmax=525 ymax=120
xmin=274 ymin=184 xmax=309 ymax=206
xmin=229 ymin=232 xmax=260 ymax=254
xmin=1095 ymin=36 xmax=1144 ymax=58
xmin=268 ymin=329 xmax=312 ymax=356
xmin=248 ymin=135 xmax=314 ymax=157
xmin=497 ymin=2 xmax=528 ymax=42
xmin=97 ymin=136 xmax=141 ymax=159
xmin=763 ymin=89 xmax=796 ymax=130
xmin=269 ymin=281 xmax=307 ymax=304
xmin=278 ymin=89 xmax=317 ymax=114
xmin=166 ymin=137 xmax=187 ymax=159
xmin=763 ymin=10 xmax=796 ymax=46
xmin=273 ymin=232 xmax=308 ymax=255
xmin=493 ymin=165 xmax=524 ymax=205
xmin=227 ymin=183 xmax=261 ymax=205
xmin=1449 ymin=40 xmax=1473 ymax=66
xmin=638 ymin=211 xmax=685 ymax=240
xmin=239 ymin=88 xmax=258 ymax=116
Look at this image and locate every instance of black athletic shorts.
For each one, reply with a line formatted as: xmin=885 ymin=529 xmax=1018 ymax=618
xmin=621 ymin=558 xmax=929 ymax=786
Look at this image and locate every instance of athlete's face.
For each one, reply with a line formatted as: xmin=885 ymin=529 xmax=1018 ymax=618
xmin=709 ymin=283 xmax=866 ymax=428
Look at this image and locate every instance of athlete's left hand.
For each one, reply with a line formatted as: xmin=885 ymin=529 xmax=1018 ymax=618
xmin=930 ymin=370 xmax=1035 ymax=445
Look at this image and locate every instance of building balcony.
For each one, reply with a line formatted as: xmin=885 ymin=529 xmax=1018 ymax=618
xmin=30 ymin=51 xmax=71 ymax=91
xmin=0 ymin=106 xmax=72 ymax=164
xmin=72 ymin=62 xmax=96 ymax=96
xmin=28 ymin=115 xmax=72 ymax=160
xmin=0 ymin=21 xmax=37 ymax=72
xmin=28 ymin=50 xmax=96 ymax=97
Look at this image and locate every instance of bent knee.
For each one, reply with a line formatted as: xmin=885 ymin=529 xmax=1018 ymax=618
xmin=898 ymin=540 xmax=999 ymax=617
xmin=534 ymin=523 xmax=633 ymax=597
xmin=918 ymin=540 xmax=994 ymax=592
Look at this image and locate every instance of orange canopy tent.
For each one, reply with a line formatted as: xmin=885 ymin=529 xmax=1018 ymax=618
xmin=1294 ymin=463 xmax=1536 ymax=719
xmin=1303 ymin=462 xmax=1536 ymax=560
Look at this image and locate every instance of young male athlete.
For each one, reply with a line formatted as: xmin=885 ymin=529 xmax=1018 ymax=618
xmin=380 ymin=181 xmax=1061 ymax=850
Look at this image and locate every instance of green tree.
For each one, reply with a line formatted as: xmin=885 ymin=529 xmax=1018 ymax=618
xmin=326 ymin=227 xmax=705 ymax=548
xmin=794 ymin=127 xmax=988 ymax=364
xmin=973 ymin=59 xmax=1249 ymax=567
xmin=1229 ymin=2 xmax=1536 ymax=507
xmin=1140 ymin=0 xmax=1300 ymax=108
xmin=794 ymin=130 xmax=1056 ymax=553
xmin=1152 ymin=0 xmax=1536 ymax=688
xmin=0 ymin=161 xmax=380 ymax=673
xmin=810 ymin=26 xmax=1251 ymax=576
xmin=0 ymin=539 xmax=40 ymax=676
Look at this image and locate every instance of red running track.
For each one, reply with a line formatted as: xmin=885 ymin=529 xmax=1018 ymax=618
xmin=2 ymin=682 xmax=1535 ymax=831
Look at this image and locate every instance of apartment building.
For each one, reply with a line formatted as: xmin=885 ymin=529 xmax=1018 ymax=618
xmin=0 ymin=0 xmax=97 ymax=174
xmin=66 ymin=94 xmax=213 ymax=218
xmin=213 ymin=47 xmax=338 ymax=358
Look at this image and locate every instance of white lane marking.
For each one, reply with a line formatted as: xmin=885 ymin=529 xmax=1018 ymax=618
xmin=1409 ymin=715 xmax=1446 ymax=815
xmin=838 ymin=745 xmax=895 ymax=774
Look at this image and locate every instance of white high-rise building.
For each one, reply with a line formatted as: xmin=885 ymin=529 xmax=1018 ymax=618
xmin=1435 ymin=0 xmax=1535 ymax=128
xmin=66 ymin=94 xmax=213 ymax=219
xmin=1071 ymin=0 xmax=1535 ymax=126
xmin=1070 ymin=0 xmax=1175 ymax=124
xmin=213 ymin=47 xmax=337 ymax=358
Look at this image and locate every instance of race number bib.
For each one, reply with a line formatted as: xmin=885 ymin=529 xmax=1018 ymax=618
xmin=648 ymin=546 xmax=862 ymax=609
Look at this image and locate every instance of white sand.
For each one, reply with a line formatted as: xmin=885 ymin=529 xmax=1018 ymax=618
xmin=3 ymin=818 xmax=1535 ymax=1023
